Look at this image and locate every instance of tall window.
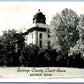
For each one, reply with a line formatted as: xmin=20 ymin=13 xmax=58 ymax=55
xmin=32 ymin=33 xmax=33 ymax=39
xmin=39 ymin=40 xmax=42 ymax=48
xmin=48 ymin=34 xmax=50 ymax=38
xmin=48 ymin=41 xmax=50 ymax=48
xmin=39 ymin=33 xmax=42 ymax=48
xmin=39 ymin=33 xmax=42 ymax=39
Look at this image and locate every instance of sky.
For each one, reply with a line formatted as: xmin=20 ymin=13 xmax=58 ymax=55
xmin=0 ymin=2 xmax=84 ymax=35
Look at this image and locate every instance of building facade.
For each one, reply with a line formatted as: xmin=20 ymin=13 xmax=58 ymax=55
xmin=24 ymin=9 xmax=50 ymax=49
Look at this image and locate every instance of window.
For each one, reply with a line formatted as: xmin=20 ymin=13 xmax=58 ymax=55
xmin=48 ymin=34 xmax=50 ymax=38
xmin=39 ymin=40 xmax=42 ymax=48
xmin=31 ymin=34 xmax=33 ymax=39
xmin=48 ymin=41 xmax=50 ymax=48
xmin=48 ymin=41 xmax=50 ymax=44
xmin=39 ymin=33 xmax=42 ymax=39
xmin=39 ymin=33 xmax=42 ymax=48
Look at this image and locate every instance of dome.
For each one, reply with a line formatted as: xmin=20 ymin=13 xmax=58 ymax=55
xmin=33 ymin=9 xmax=46 ymax=24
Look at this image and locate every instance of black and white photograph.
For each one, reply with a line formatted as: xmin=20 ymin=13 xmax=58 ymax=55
xmin=0 ymin=1 xmax=84 ymax=80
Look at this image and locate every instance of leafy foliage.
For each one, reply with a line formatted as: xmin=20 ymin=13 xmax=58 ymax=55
xmin=0 ymin=29 xmax=25 ymax=66
xmin=76 ymin=15 xmax=84 ymax=57
xmin=0 ymin=8 xmax=84 ymax=67
xmin=21 ymin=44 xmax=39 ymax=67
xmin=50 ymin=8 xmax=79 ymax=56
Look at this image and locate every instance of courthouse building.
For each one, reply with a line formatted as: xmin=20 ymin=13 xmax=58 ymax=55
xmin=23 ymin=9 xmax=50 ymax=49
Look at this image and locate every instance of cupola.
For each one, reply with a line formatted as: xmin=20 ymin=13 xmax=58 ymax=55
xmin=33 ymin=9 xmax=46 ymax=24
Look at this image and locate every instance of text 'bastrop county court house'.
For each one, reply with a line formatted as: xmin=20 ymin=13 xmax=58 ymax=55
xmin=23 ymin=9 xmax=50 ymax=49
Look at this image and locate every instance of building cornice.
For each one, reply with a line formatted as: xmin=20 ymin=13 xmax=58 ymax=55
xmin=22 ymin=27 xmax=47 ymax=35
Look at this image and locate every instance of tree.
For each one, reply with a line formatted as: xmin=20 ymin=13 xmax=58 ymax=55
xmin=77 ymin=14 xmax=84 ymax=57
xmin=21 ymin=44 xmax=39 ymax=67
xmin=50 ymin=8 xmax=79 ymax=66
xmin=0 ymin=29 xmax=25 ymax=66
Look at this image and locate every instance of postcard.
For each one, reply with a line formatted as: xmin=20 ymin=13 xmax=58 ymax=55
xmin=0 ymin=1 xmax=84 ymax=82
